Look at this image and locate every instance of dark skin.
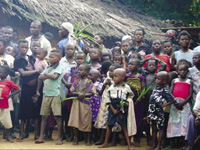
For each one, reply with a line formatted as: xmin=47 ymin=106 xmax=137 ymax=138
xmin=99 ymin=69 xmax=133 ymax=150
xmin=65 ymin=43 xmax=75 ymax=63
xmin=134 ymin=30 xmax=144 ymax=49
xmin=89 ymin=48 xmax=101 ymax=67
xmin=35 ymin=52 xmax=63 ymax=145
xmin=30 ymin=20 xmax=42 ymax=39
xmin=163 ymin=42 xmax=173 ymax=56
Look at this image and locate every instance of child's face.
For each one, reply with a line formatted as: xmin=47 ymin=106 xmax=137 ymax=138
xmin=65 ymin=44 xmax=75 ymax=57
xmin=89 ymin=49 xmax=100 ymax=60
xmin=113 ymin=71 xmax=124 ymax=84
xmin=128 ymin=59 xmax=138 ymax=72
xmin=156 ymin=73 xmax=166 ymax=86
xmin=163 ymin=42 xmax=172 ymax=55
xmin=30 ymin=41 xmax=41 ymax=54
xmin=6 ymin=47 xmax=14 ymax=56
xmin=102 ymin=56 xmax=111 ymax=63
xmin=75 ymin=54 xmax=86 ymax=66
xmin=121 ymin=42 xmax=130 ymax=53
xmin=3 ymin=28 xmax=13 ymax=42
xmin=37 ymin=51 xmax=46 ymax=60
xmin=177 ymin=64 xmax=188 ymax=78
xmin=147 ymin=60 xmax=157 ymax=73
xmin=112 ymin=48 xmax=121 ymax=55
xmin=108 ymin=66 xmax=115 ymax=79
xmin=49 ymin=52 xmax=60 ymax=65
xmin=18 ymin=43 xmax=29 ymax=56
xmin=152 ymin=40 xmax=161 ymax=53
xmin=134 ymin=30 xmax=143 ymax=42
xmin=179 ymin=35 xmax=190 ymax=48
xmin=0 ymin=41 xmax=5 ymax=54
xmin=113 ymin=56 xmax=122 ymax=65
xmin=78 ymin=65 xmax=87 ymax=78
xmin=193 ymin=53 xmax=200 ymax=66
xmin=88 ymin=70 xmax=99 ymax=82
xmin=94 ymin=35 xmax=102 ymax=45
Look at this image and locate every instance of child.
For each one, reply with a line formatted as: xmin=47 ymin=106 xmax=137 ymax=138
xmin=112 ymin=46 xmax=121 ymax=56
xmin=101 ymin=53 xmax=112 ymax=63
xmin=35 ymin=50 xmax=63 ymax=145
xmin=163 ymin=40 xmax=173 ymax=60
xmin=34 ymin=48 xmax=48 ymax=72
xmin=94 ymin=64 xmax=121 ymax=145
xmin=148 ymin=71 xmax=175 ymax=150
xmin=5 ymin=46 xmax=15 ymax=57
xmin=125 ymin=58 xmax=145 ymax=147
xmin=0 ymin=66 xmax=20 ymax=142
xmin=68 ymin=64 xmax=96 ymax=146
xmin=89 ymin=48 xmax=102 ymax=70
xmin=121 ymin=40 xmax=130 ymax=59
xmin=99 ymin=68 xmax=134 ymax=150
xmin=171 ymin=30 xmax=193 ymax=69
xmin=143 ymin=39 xmax=171 ymax=72
xmin=167 ymin=62 xmax=193 ymax=147
xmin=30 ymin=40 xmax=41 ymax=58
xmin=113 ymin=54 xmax=123 ymax=66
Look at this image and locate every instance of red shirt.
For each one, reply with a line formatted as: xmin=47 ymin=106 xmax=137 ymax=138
xmin=143 ymin=54 xmax=171 ymax=72
xmin=0 ymin=80 xmax=19 ymax=109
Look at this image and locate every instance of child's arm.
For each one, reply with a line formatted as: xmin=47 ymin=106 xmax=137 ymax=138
xmin=109 ymin=103 xmax=119 ymax=115
xmin=161 ymin=100 xmax=175 ymax=108
xmin=62 ymin=77 xmax=72 ymax=89
xmin=18 ymin=68 xmax=39 ymax=76
xmin=157 ymin=59 xmax=167 ymax=72
xmin=43 ymin=73 xmax=60 ymax=80
xmin=8 ymin=89 xmax=21 ymax=98
xmin=171 ymin=53 xmax=176 ymax=70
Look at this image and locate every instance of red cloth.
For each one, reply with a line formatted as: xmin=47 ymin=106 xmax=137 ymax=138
xmin=143 ymin=54 xmax=171 ymax=72
xmin=0 ymin=80 xmax=19 ymax=108
xmin=172 ymin=82 xmax=190 ymax=99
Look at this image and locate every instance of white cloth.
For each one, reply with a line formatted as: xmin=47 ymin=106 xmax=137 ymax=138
xmin=193 ymin=46 xmax=200 ymax=53
xmin=0 ymin=54 xmax=14 ymax=68
xmin=193 ymin=91 xmax=200 ymax=112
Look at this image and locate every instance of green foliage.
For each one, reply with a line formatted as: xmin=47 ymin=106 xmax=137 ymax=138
xmin=119 ymin=0 xmax=200 ymax=26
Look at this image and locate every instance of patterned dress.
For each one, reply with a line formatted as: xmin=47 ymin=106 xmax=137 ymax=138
xmin=167 ymin=78 xmax=192 ymax=138
xmin=148 ymin=86 xmax=174 ymax=129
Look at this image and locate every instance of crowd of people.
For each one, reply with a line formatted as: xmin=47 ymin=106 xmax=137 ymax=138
xmin=0 ymin=20 xmax=200 ymax=150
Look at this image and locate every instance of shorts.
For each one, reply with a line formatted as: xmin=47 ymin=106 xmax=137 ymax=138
xmin=0 ymin=108 xmax=12 ymax=129
xmin=40 ymin=95 xmax=61 ymax=116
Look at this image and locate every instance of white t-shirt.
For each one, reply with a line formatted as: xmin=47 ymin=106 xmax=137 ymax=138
xmin=193 ymin=91 xmax=200 ymax=112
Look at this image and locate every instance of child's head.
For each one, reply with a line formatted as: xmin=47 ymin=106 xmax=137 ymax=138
xmin=78 ymin=64 xmax=90 ymax=78
xmin=114 ymin=41 xmax=121 ymax=47
xmin=0 ymin=65 xmax=15 ymax=79
xmin=113 ymin=68 xmax=126 ymax=85
xmin=146 ymin=59 xmax=158 ymax=73
xmin=121 ymin=40 xmax=130 ymax=53
xmin=112 ymin=46 xmax=121 ymax=55
xmin=30 ymin=40 xmax=41 ymax=56
xmin=134 ymin=28 xmax=145 ymax=42
xmin=89 ymin=48 xmax=101 ymax=61
xmin=108 ymin=64 xmax=121 ymax=79
xmin=128 ymin=52 xmax=141 ymax=60
xmin=5 ymin=46 xmax=14 ymax=56
xmin=48 ymin=50 xmax=61 ymax=65
xmin=101 ymin=53 xmax=112 ymax=63
xmin=18 ymin=40 xmax=29 ymax=56
xmin=165 ymin=30 xmax=176 ymax=42
xmin=0 ymin=38 xmax=6 ymax=55
xmin=65 ymin=43 xmax=75 ymax=58
xmin=75 ymin=52 xmax=86 ymax=66
xmin=156 ymin=71 xmax=169 ymax=87
xmin=193 ymin=52 xmax=200 ymax=67
xmin=177 ymin=62 xmax=189 ymax=79
xmin=128 ymin=58 xmax=140 ymax=73
xmin=88 ymin=69 xmax=100 ymax=83
xmin=162 ymin=40 xmax=173 ymax=55
xmin=113 ymin=54 xmax=123 ymax=65
xmin=36 ymin=48 xmax=47 ymax=61
xmin=152 ymin=39 xmax=161 ymax=53
xmin=177 ymin=30 xmax=191 ymax=49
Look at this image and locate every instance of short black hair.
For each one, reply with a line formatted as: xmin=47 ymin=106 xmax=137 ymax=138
xmin=134 ymin=28 xmax=145 ymax=36
xmin=113 ymin=54 xmax=122 ymax=60
xmin=162 ymin=40 xmax=172 ymax=45
xmin=38 ymin=48 xmax=47 ymax=56
xmin=177 ymin=59 xmax=191 ymax=69
xmin=0 ymin=65 xmax=15 ymax=77
xmin=110 ymin=63 xmax=121 ymax=70
xmin=0 ymin=38 xmax=7 ymax=46
xmin=18 ymin=39 xmax=28 ymax=46
xmin=95 ymin=33 xmax=105 ymax=42
xmin=129 ymin=58 xmax=140 ymax=66
xmin=50 ymin=49 xmax=61 ymax=57
xmin=177 ymin=30 xmax=191 ymax=41
xmin=75 ymin=52 xmax=86 ymax=58
xmin=101 ymin=53 xmax=112 ymax=61
xmin=3 ymin=26 xmax=13 ymax=31
xmin=80 ymin=64 xmax=90 ymax=72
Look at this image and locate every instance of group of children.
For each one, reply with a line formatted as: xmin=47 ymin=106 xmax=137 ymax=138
xmin=0 ymin=26 xmax=200 ymax=150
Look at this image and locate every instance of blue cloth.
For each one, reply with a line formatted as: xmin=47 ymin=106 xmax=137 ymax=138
xmin=57 ymin=38 xmax=85 ymax=56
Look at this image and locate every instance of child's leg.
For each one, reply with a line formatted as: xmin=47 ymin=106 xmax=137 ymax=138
xmin=73 ymin=128 xmax=78 ymax=145
xmin=35 ymin=116 xmax=48 ymax=143
xmin=155 ymin=128 xmax=165 ymax=150
xmin=122 ymin=127 xmax=132 ymax=150
xmin=109 ymin=132 xmax=117 ymax=146
xmin=99 ymin=126 xmax=112 ymax=148
xmin=17 ymin=119 xmax=25 ymax=140
xmin=95 ymin=129 xmax=106 ymax=145
xmin=54 ymin=116 xmax=62 ymax=145
xmin=149 ymin=121 xmax=157 ymax=150
xmin=34 ymin=118 xmax=39 ymax=140
xmin=85 ymin=132 xmax=91 ymax=146
xmin=5 ymin=129 xmax=14 ymax=142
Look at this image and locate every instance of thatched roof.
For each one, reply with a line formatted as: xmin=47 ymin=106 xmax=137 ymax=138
xmin=0 ymin=0 xmax=172 ymax=39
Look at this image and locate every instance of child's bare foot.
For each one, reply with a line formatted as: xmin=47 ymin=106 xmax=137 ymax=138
xmin=85 ymin=140 xmax=92 ymax=146
xmin=95 ymin=139 xmax=104 ymax=145
xmin=34 ymin=136 xmax=39 ymax=141
xmin=16 ymin=136 xmax=23 ymax=142
xmin=108 ymin=141 xmax=117 ymax=146
xmin=55 ymin=139 xmax=63 ymax=145
xmin=35 ymin=138 xmax=45 ymax=144
xmin=6 ymin=137 xmax=14 ymax=143
xmin=72 ymin=140 xmax=78 ymax=145
xmin=99 ymin=143 xmax=108 ymax=148
xmin=147 ymin=146 xmax=156 ymax=150
xmin=128 ymin=146 xmax=134 ymax=150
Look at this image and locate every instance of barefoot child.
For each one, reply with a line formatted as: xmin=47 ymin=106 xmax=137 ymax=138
xmin=148 ymin=71 xmax=175 ymax=150
xmin=35 ymin=50 xmax=63 ymax=145
xmin=68 ymin=64 xmax=96 ymax=146
xmin=99 ymin=68 xmax=134 ymax=150
xmin=0 ymin=66 xmax=20 ymax=142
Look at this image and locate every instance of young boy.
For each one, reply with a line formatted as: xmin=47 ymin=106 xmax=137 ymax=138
xmin=148 ymin=71 xmax=175 ymax=150
xmin=99 ymin=68 xmax=134 ymax=150
xmin=30 ymin=40 xmax=41 ymax=58
xmin=0 ymin=66 xmax=20 ymax=142
xmin=35 ymin=50 xmax=63 ymax=145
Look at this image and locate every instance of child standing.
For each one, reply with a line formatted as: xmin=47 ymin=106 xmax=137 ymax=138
xmin=35 ymin=50 xmax=63 ymax=145
xmin=89 ymin=48 xmax=102 ymax=70
xmin=99 ymin=68 xmax=134 ymax=150
xmin=68 ymin=64 xmax=96 ymax=146
xmin=0 ymin=66 xmax=20 ymax=142
xmin=148 ymin=71 xmax=175 ymax=150
xmin=163 ymin=40 xmax=173 ymax=63
xmin=167 ymin=62 xmax=193 ymax=147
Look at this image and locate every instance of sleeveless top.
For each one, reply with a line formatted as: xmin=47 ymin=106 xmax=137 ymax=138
xmin=174 ymin=50 xmax=193 ymax=65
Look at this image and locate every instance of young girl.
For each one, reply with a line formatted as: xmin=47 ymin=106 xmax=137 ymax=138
xmin=163 ymin=40 xmax=173 ymax=62
xmin=68 ymin=64 xmax=96 ymax=146
xmin=89 ymin=48 xmax=101 ymax=70
xmin=167 ymin=62 xmax=193 ymax=147
xmin=125 ymin=58 xmax=145 ymax=147
xmin=34 ymin=48 xmax=48 ymax=72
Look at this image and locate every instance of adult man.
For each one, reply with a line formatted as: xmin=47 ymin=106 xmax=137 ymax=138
xmin=26 ymin=20 xmax=51 ymax=57
xmin=57 ymin=22 xmax=84 ymax=56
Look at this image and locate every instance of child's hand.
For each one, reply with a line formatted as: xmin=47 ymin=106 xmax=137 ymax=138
xmin=112 ymin=109 xmax=119 ymax=115
xmin=104 ymin=78 xmax=111 ymax=86
xmin=36 ymin=91 xmax=40 ymax=97
xmin=77 ymin=93 xmax=85 ymax=100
